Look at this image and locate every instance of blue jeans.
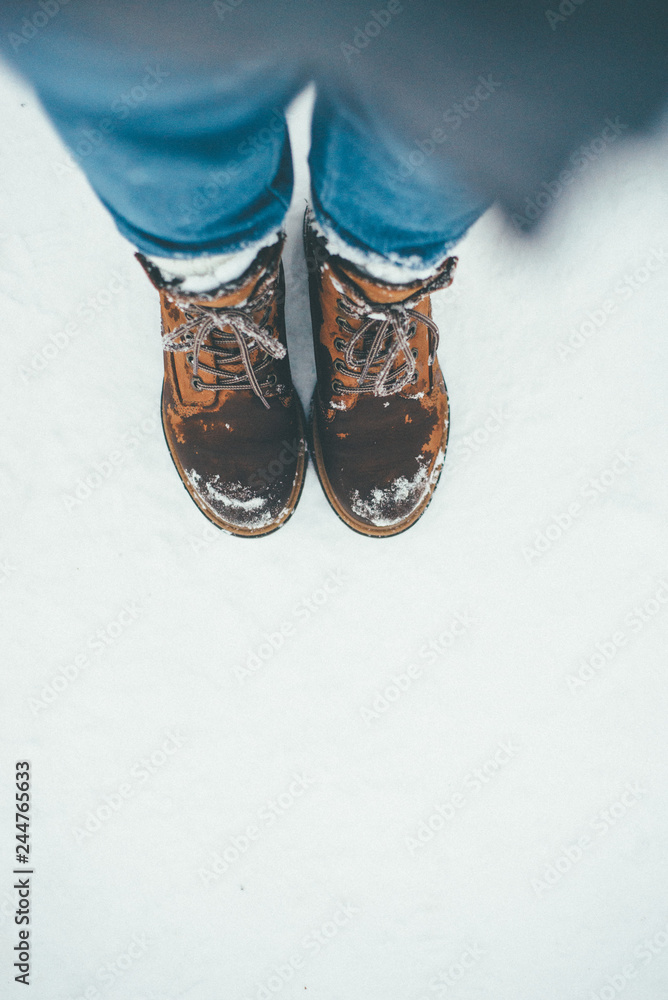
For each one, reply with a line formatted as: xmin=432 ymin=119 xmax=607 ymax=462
xmin=7 ymin=31 xmax=488 ymax=269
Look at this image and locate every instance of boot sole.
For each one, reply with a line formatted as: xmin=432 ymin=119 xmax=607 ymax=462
xmin=308 ymin=387 xmax=450 ymax=538
xmin=161 ymin=386 xmax=308 ymax=538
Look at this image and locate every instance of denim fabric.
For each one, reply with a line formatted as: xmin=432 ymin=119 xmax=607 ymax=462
xmin=7 ymin=30 xmax=488 ymax=267
xmin=309 ymin=82 xmax=488 ymax=269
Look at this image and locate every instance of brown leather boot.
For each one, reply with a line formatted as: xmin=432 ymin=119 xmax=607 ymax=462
xmin=304 ymin=212 xmax=457 ymax=537
xmin=137 ymin=236 xmax=307 ymax=536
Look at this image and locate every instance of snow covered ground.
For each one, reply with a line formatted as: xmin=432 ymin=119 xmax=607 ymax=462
xmin=2 ymin=60 xmax=668 ymax=1000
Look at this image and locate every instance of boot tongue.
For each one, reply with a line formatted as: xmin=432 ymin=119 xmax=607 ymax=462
xmin=136 ymin=237 xmax=283 ymax=310
xmin=332 ymin=256 xmax=431 ymax=306
xmin=192 ymin=239 xmax=282 ymax=309
xmin=201 ymin=273 xmax=258 ymax=309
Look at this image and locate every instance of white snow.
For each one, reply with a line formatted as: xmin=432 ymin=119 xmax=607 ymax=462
xmin=3 ymin=72 xmax=668 ymax=1000
xmin=185 ymin=469 xmax=268 ymax=512
xmin=350 ymin=456 xmax=432 ymax=526
xmin=325 ymin=265 xmax=346 ymax=296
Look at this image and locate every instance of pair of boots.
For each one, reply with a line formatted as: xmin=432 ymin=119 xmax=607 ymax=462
xmin=137 ymin=212 xmax=457 ymax=537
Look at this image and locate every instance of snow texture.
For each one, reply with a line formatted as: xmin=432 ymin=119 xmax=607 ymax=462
xmin=2 ymin=72 xmax=668 ymax=1000
xmin=184 ymin=469 xmax=273 ymax=526
xmin=349 ymin=452 xmax=442 ymax=527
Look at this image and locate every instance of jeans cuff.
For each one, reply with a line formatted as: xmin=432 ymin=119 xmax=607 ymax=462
xmin=308 ymin=202 xmax=460 ymax=284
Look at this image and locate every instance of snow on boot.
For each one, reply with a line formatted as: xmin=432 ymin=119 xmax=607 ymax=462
xmin=137 ymin=236 xmax=307 ymax=536
xmin=304 ymin=211 xmax=456 ymax=537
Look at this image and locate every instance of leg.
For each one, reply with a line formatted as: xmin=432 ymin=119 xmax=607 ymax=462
xmin=306 ymin=82 xmax=488 ymax=534
xmin=308 ymin=80 xmax=489 ymax=279
xmin=6 ymin=31 xmax=309 ymax=535
xmin=10 ymin=33 xmax=303 ymax=258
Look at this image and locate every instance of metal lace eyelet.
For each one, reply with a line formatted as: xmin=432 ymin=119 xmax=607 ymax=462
xmin=412 ymin=348 xmax=419 ymax=359
xmin=266 ymin=373 xmax=277 ymax=386
xmin=408 ymin=322 xmax=417 ymax=336
xmin=411 ymin=371 xmax=419 ymax=383
xmin=332 ymin=379 xmax=344 ymax=394
xmin=186 ymin=353 xmax=194 ymax=364
xmin=333 ymin=358 xmax=346 ymax=373
xmin=191 ymin=376 xmax=203 ymax=391
xmin=334 ymin=337 xmax=346 ymax=351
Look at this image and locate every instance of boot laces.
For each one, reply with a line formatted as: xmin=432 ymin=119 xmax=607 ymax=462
xmin=334 ymin=264 xmax=455 ymax=397
xmin=162 ymin=267 xmax=285 ymax=410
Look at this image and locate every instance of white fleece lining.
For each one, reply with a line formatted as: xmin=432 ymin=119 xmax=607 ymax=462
xmin=147 ymin=228 xmax=282 ymax=293
xmin=309 ymin=211 xmax=457 ymax=284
